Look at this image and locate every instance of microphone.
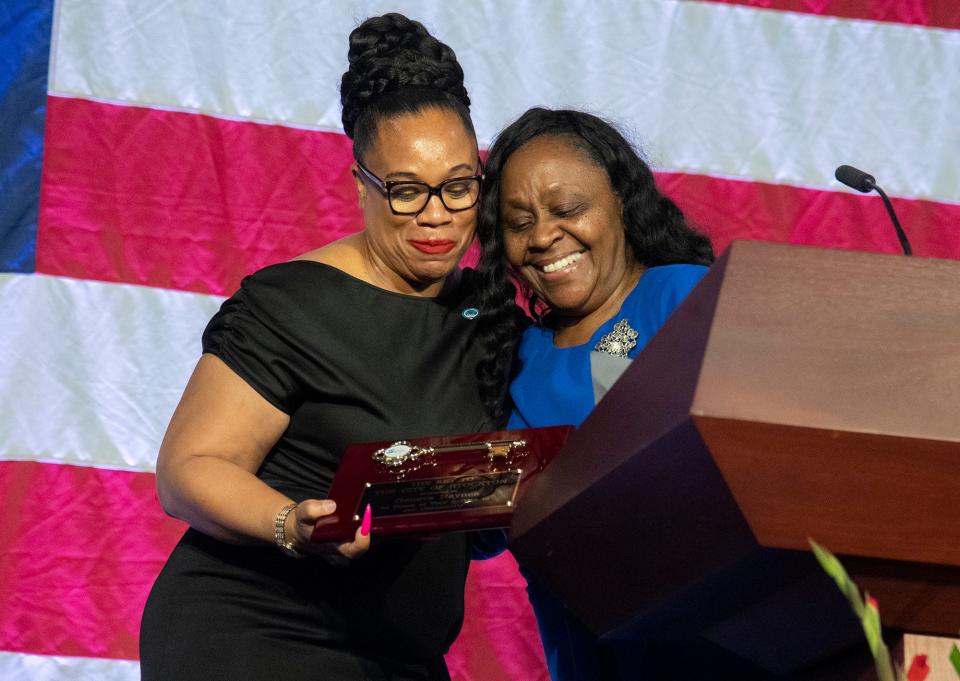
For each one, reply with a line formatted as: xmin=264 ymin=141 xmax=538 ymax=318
xmin=834 ymin=165 xmax=912 ymax=255
xmin=835 ymin=164 xmax=876 ymax=193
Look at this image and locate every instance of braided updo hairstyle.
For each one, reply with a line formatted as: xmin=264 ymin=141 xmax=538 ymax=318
xmin=474 ymin=108 xmax=714 ymax=406
xmin=340 ymin=13 xmax=475 ymax=160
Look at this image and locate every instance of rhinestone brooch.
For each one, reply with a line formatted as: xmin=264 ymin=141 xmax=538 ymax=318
xmin=594 ymin=319 xmax=638 ymax=358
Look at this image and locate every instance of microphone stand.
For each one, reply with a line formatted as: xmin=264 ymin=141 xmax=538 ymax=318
xmin=835 ymin=165 xmax=913 ymax=256
xmin=872 ymin=185 xmax=912 ymax=256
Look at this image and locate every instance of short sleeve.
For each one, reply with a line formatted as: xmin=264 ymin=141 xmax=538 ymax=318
xmin=201 ymin=272 xmax=308 ymax=414
xmin=645 ymin=264 xmax=709 ymax=329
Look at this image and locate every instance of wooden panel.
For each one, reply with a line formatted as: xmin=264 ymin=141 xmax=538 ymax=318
xmin=509 ymin=241 xmax=960 ymax=664
xmin=847 ymin=556 xmax=960 ymax=635
xmin=693 ymin=241 xmax=960 ymax=443
xmin=695 ymin=417 xmax=960 ymax=567
xmin=512 ymin=420 xmax=762 ymax=638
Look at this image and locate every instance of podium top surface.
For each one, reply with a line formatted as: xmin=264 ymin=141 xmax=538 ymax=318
xmin=692 ymin=241 xmax=960 ymax=444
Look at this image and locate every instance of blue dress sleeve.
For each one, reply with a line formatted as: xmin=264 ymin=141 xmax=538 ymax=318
xmin=628 ymin=265 xmax=708 ymax=354
xmin=651 ymin=264 xmax=708 ymax=327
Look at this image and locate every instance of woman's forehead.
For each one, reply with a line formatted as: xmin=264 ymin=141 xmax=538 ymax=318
xmin=513 ymin=134 xmax=584 ymax=160
xmin=369 ymin=109 xmax=476 ymax=165
xmin=502 ymin=138 xmax=607 ymax=194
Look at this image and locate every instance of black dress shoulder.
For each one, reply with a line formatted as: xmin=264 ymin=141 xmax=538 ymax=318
xmin=140 ymin=262 xmax=495 ymax=681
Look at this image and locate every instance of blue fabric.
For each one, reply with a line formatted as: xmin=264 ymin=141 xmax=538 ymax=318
xmin=507 ymin=264 xmax=709 ymax=681
xmin=0 ymin=0 xmax=53 ymax=273
xmin=508 ymin=264 xmax=708 ymax=431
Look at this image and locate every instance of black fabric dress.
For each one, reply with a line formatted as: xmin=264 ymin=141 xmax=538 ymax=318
xmin=140 ymin=261 xmax=495 ymax=681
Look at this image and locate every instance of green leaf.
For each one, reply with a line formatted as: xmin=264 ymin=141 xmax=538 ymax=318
xmin=809 ymin=540 xmax=896 ymax=681
xmin=810 ymin=538 xmax=847 ymax=586
xmin=862 ymin=601 xmax=882 ymax=656
xmin=809 ymin=539 xmax=865 ymax=614
xmin=860 ymin=602 xmax=896 ymax=681
xmin=948 ymin=643 xmax=960 ymax=679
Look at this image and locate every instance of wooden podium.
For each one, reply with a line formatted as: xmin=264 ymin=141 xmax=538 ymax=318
xmin=509 ymin=241 xmax=960 ymax=676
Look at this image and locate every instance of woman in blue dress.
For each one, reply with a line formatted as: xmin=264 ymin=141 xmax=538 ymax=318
xmin=473 ymin=108 xmax=715 ymax=680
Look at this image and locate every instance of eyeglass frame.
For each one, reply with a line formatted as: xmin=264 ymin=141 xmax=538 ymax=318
xmin=354 ymin=158 xmax=484 ymax=216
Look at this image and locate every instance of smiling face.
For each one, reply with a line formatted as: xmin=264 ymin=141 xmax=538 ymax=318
xmin=354 ymin=107 xmax=479 ymax=295
xmin=500 ymin=135 xmax=643 ymax=340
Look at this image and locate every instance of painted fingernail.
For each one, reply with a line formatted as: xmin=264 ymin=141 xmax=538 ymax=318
xmin=360 ymin=504 xmax=372 ymax=537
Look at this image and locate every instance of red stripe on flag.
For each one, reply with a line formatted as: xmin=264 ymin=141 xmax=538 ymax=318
xmin=38 ymin=95 xmax=362 ymax=296
xmin=701 ymin=0 xmax=960 ymax=29
xmin=658 ymin=172 xmax=960 ymax=261
xmin=0 ymin=459 xmax=543 ymax=673
xmin=0 ymin=460 xmax=184 ymax=660
xmin=449 ymin=556 xmax=549 ymax=681
xmin=37 ymin=96 xmax=960 ymax=298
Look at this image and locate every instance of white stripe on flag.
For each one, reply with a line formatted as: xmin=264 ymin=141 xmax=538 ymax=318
xmin=0 ymin=652 xmax=139 ymax=681
xmin=50 ymin=0 xmax=960 ymax=202
xmin=0 ymin=274 xmax=222 ymax=471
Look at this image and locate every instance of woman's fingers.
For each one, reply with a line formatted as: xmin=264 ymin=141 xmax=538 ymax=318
xmin=337 ymin=504 xmax=372 ymax=559
xmin=288 ymin=499 xmax=337 ymax=550
xmin=290 ymin=499 xmax=371 ymax=559
xmin=296 ymin=499 xmax=337 ymax=523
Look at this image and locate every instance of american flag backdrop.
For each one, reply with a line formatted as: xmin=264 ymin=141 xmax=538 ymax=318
xmin=1 ymin=1 xmax=959 ymax=679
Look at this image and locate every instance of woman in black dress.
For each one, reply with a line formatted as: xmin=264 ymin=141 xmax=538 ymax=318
xmin=139 ymin=13 xmax=514 ymax=681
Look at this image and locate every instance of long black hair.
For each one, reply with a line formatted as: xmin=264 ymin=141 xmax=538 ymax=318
xmin=472 ymin=107 xmax=714 ymax=419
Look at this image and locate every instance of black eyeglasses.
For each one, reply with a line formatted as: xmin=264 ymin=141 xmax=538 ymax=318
xmin=355 ymin=158 xmax=483 ymax=216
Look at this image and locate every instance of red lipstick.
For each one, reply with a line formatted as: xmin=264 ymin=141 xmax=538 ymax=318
xmin=409 ymin=240 xmax=455 ymax=254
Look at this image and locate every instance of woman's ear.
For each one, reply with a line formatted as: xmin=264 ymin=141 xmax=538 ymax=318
xmin=351 ymin=165 xmax=366 ymax=208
